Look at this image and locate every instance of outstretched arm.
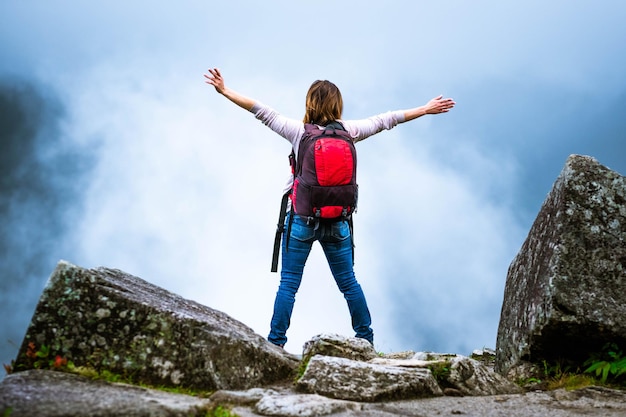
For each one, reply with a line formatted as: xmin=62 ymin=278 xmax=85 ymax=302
xmin=402 ymin=95 xmax=456 ymax=122
xmin=204 ymin=68 xmax=255 ymax=111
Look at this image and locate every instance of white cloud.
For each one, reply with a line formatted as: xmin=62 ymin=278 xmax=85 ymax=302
xmin=351 ymin=129 xmax=526 ymax=352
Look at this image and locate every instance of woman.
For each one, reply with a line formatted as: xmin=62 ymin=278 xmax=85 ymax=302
xmin=204 ymin=68 xmax=455 ymax=348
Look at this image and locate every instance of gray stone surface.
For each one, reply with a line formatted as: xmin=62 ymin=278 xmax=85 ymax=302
xmin=446 ymin=355 xmax=522 ymax=396
xmin=0 ymin=369 xmax=212 ymax=417
xmin=255 ymin=393 xmax=362 ymax=417
xmin=13 ymin=261 xmax=298 ymax=391
xmin=496 ymin=154 xmax=626 ymax=374
xmin=353 ymin=386 xmax=626 ymax=417
xmin=295 ymin=355 xmax=443 ymax=402
xmin=3 ymin=370 xmax=626 ymax=417
xmin=301 ymin=333 xmax=377 ymax=363
xmin=372 ymin=352 xmax=521 ymax=396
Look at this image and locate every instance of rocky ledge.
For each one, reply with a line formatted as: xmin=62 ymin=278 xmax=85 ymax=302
xmin=2 ymin=365 xmax=626 ymax=416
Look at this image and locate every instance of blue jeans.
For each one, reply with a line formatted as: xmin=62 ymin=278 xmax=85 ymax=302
xmin=268 ymin=212 xmax=374 ymax=346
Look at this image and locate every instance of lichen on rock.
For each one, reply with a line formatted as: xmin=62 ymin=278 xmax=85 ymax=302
xmin=13 ymin=261 xmax=298 ymax=391
xmin=496 ymin=154 xmax=626 ymax=375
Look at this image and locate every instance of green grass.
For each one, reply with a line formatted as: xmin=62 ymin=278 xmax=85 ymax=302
xmin=583 ymin=343 xmax=626 ymax=384
xmin=71 ymin=365 xmax=238 ymax=416
xmin=203 ymin=405 xmax=239 ymax=417
xmin=424 ymin=360 xmax=453 ymax=388
xmin=546 ymin=373 xmax=599 ymax=391
xmin=70 ymin=365 xmax=211 ymax=397
xmin=522 ymin=344 xmax=626 ymax=392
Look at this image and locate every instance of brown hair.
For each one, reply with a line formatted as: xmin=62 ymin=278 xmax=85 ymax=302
xmin=303 ymin=80 xmax=343 ymax=125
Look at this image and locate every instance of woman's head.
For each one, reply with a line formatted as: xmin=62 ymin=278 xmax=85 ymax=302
xmin=303 ymin=80 xmax=343 ymax=125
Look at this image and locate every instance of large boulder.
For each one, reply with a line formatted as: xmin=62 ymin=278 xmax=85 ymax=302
xmin=495 ymin=155 xmax=626 ymax=375
xmin=13 ymin=261 xmax=298 ymax=390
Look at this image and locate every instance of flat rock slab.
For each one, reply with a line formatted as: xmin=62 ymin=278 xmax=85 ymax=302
xmin=244 ymin=386 xmax=626 ymax=417
xmin=13 ymin=261 xmax=298 ymax=391
xmin=0 ymin=369 xmax=212 ymax=417
xmin=363 ymin=386 xmax=626 ymax=417
xmin=255 ymin=393 xmax=363 ymax=417
xmin=302 ymin=333 xmax=378 ymax=362
xmin=372 ymin=352 xmax=522 ymax=396
xmin=296 ymin=355 xmax=443 ymax=402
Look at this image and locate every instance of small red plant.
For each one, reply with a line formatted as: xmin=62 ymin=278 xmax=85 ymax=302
xmin=23 ymin=341 xmax=70 ymax=370
xmin=26 ymin=342 xmax=38 ymax=360
xmin=53 ymin=355 xmax=68 ymax=368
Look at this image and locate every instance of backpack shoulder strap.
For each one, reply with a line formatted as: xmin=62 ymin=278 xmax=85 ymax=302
xmin=298 ymin=122 xmax=350 ymax=170
xmin=296 ymin=124 xmax=319 ymax=175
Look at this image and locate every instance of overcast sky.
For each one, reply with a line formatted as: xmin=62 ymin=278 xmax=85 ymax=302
xmin=2 ymin=1 xmax=626 ymax=369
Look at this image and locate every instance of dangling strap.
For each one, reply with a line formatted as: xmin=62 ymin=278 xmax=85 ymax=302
xmin=285 ymin=209 xmax=294 ymax=255
xmin=271 ymin=191 xmax=291 ymax=273
xmin=348 ymin=215 xmax=355 ymax=266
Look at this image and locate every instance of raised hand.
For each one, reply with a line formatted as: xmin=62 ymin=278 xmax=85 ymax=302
xmin=424 ymin=95 xmax=456 ymax=114
xmin=204 ymin=68 xmax=225 ymax=94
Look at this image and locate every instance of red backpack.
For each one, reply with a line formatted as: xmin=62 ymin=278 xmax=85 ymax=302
xmin=271 ymin=121 xmax=357 ymax=272
xmin=292 ymin=122 xmax=358 ymax=220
